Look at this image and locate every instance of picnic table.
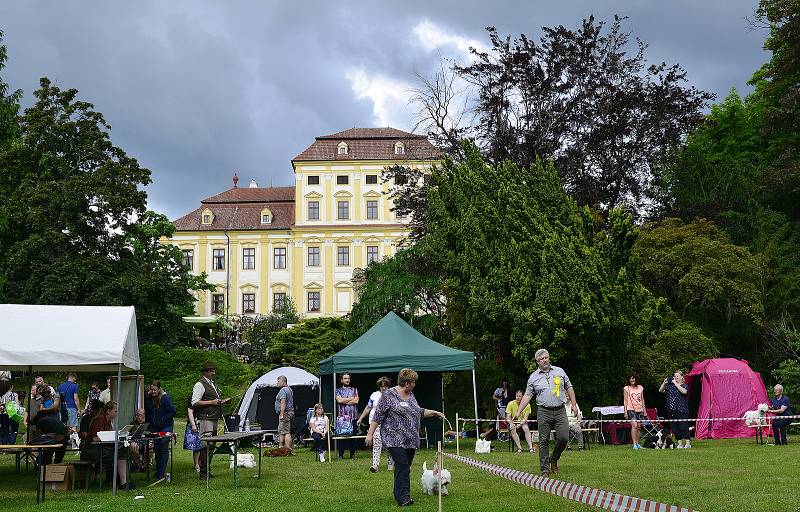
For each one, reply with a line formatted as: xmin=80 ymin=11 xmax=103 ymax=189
xmin=0 ymin=443 xmax=63 ymax=505
xmin=204 ymin=430 xmax=267 ymax=490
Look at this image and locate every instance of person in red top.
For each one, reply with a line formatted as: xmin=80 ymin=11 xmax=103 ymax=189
xmin=623 ymin=374 xmax=646 ymax=449
xmin=88 ymin=401 xmax=132 ymax=489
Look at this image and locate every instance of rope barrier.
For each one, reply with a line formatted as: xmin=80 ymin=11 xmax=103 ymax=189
xmin=443 ymin=452 xmax=694 ymax=512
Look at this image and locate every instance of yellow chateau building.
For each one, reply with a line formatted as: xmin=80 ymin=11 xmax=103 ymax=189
xmin=168 ymin=127 xmax=441 ymax=317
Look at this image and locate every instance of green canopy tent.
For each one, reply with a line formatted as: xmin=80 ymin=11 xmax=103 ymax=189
xmin=320 ymin=312 xmax=478 ymax=443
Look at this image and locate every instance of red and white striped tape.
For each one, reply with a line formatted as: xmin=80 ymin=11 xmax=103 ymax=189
xmin=443 ymin=452 xmax=694 ymax=512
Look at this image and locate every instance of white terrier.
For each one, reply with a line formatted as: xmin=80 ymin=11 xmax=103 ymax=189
xmin=743 ymin=403 xmax=769 ymax=426
xmin=421 ymin=461 xmax=452 ymax=496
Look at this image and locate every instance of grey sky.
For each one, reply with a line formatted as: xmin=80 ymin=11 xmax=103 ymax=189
xmin=0 ymin=1 xmax=768 ymax=220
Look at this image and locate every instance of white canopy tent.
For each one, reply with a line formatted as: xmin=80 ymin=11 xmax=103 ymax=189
xmin=0 ymin=304 xmax=140 ymax=496
xmin=236 ymin=366 xmax=319 ymax=429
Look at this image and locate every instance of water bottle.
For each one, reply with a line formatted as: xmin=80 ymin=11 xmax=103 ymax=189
xmin=245 ymin=418 xmax=250 ymax=432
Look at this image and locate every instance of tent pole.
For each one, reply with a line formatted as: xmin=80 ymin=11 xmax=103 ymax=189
xmin=471 ymin=367 xmax=479 ymax=438
xmin=112 ymin=363 xmax=122 ymax=496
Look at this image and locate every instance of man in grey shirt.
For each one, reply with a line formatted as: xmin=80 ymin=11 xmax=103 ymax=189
xmin=512 ymin=349 xmax=578 ymax=477
xmin=275 ymin=376 xmax=294 ymax=450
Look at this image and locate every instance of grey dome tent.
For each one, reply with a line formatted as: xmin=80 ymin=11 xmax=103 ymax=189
xmin=320 ymin=312 xmax=477 ymax=443
xmin=236 ymin=366 xmax=320 ymax=431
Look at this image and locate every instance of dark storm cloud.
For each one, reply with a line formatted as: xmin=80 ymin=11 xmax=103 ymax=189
xmin=0 ymin=1 xmax=767 ymax=219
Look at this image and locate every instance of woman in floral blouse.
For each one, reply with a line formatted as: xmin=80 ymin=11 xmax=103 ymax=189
xmin=366 ymin=368 xmax=445 ymax=507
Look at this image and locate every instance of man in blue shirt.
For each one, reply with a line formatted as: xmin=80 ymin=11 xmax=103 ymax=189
xmin=57 ymin=373 xmax=81 ymax=431
xmin=767 ymin=384 xmax=792 ymax=445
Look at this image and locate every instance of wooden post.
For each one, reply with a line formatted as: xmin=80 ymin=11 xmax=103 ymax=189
xmin=437 ymin=441 xmax=442 ymax=512
xmin=327 ymin=424 xmax=332 ymax=464
xmin=455 ymin=413 xmax=460 ymax=457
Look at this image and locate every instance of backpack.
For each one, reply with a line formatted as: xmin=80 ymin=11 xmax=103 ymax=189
xmin=58 ymin=392 xmax=69 ymax=423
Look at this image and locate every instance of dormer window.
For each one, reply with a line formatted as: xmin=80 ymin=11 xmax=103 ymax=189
xmin=201 ymin=208 xmax=214 ymax=225
xmin=394 ymin=141 xmax=405 ymax=155
xmin=337 ymin=142 xmax=349 ymax=155
xmin=260 ymin=207 xmax=273 ymax=225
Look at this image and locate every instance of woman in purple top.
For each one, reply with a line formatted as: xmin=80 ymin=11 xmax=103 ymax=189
xmin=366 ymin=368 xmax=445 ymax=507
xmin=335 ymin=372 xmax=359 ymax=459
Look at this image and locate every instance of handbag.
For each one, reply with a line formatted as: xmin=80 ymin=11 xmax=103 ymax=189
xmin=335 ymin=416 xmax=353 ymax=436
xmin=183 ymin=425 xmax=201 ymax=451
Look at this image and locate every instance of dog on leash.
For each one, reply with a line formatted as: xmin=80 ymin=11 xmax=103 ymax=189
xmin=743 ymin=403 xmax=769 ymax=426
xmin=421 ymin=461 xmax=452 ymax=496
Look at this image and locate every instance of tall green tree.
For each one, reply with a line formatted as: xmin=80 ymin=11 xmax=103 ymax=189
xmin=415 ymin=144 xmax=655 ymax=405
xmin=0 ymin=30 xmax=22 ymax=295
xmin=633 ymin=218 xmax=764 ymax=360
xmin=752 ymin=0 xmax=800 ymax=220
xmin=0 ymin=78 xmax=209 ymax=345
xmin=348 ymin=245 xmax=446 ymax=341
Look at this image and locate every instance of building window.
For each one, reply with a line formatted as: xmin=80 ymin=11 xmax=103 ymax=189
xmin=308 ymin=201 xmax=319 ymax=220
xmin=273 ymin=292 xmax=287 ymax=311
xmin=202 ymin=214 xmax=212 ymax=224
xmin=242 ymin=247 xmax=255 ymax=270
xmin=395 ymin=174 xmax=408 ymax=185
xmin=367 ymin=245 xmax=379 ymax=264
xmin=273 ymin=247 xmax=287 ymax=269
xmin=308 ymin=175 xmax=320 ymax=185
xmin=212 ymin=249 xmax=225 ymax=270
xmin=261 ymin=213 xmax=271 ymax=224
xmin=337 ymin=142 xmax=348 ymax=155
xmin=307 ymin=291 xmax=321 ymax=312
xmin=336 ymin=175 xmax=349 ymax=185
xmin=337 ymin=201 xmax=349 ymax=220
xmin=366 ymin=200 xmax=378 ymax=220
xmin=242 ymin=293 xmax=255 ymax=314
xmin=181 ymin=249 xmax=194 ymax=270
xmin=365 ymin=174 xmax=378 ymax=185
xmin=211 ymin=293 xmax=225 ymax=314
xmin=394 ymin=141 xmax=405 ymax=155
xmin=337 ymin=246 xmax=350 ymax=266
xmin=307 ymin=246 xmax=320 ymax=267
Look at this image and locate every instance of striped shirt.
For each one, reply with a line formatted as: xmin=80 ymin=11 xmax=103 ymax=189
xmin=373 ymin=387 xmax=426 ymax=449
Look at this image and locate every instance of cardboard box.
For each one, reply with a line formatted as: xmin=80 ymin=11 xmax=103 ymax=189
xmin=39 ymin=463 xmax=73 ymax=491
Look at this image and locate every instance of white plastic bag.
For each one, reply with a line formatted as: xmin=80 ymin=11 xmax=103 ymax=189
xmin=229 ymin=453 xmax=256 ymax=468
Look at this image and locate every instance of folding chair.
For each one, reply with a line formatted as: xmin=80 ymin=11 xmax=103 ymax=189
xmin=419 ymin=426 xmax=429 ymax=449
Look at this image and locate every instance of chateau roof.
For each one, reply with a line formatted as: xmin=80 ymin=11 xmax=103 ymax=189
xmin=292 ymin=127 xmax=442 ymax=162
xmin=200 ymin=186 xmax=295 ymax=204
xmin=173 ymin=186 xmax=296 ymax=232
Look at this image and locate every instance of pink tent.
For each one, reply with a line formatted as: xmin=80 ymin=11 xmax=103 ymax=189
xmin=685 ymin=358 xmax=770 ymax=439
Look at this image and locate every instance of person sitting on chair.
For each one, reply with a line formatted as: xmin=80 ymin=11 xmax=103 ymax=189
xmin=128 ymin=408 xmax=147 ymax=471
xmin=506 ymin=390 xmax=536 ymax=453
xmin=310 ymin=403 xmax=329 ymax=462
xmin=79 ymin=399 xmax=104 ymax=461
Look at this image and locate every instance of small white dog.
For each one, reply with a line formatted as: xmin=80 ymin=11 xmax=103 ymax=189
xmin=421 ymin=461 xmax=452 ymax=496
xmin=475 ymin=439 xmax=491 ymax=453
xmin=743 ymin=403 xmax=769 ymax=426
xmin=229 ymin=453 xmax=256 ymax=468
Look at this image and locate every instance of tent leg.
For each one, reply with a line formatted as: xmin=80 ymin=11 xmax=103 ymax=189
xmin=471 ymin=368 xmax=479 ymax=438
xmin=112 ymin=364 xmax=122 ymax=496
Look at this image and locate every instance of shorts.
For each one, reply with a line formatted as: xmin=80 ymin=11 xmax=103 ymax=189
xmin=277 ymin=411 xmax=294 ymax=435
xmin=626 ymin=410 xmax=646 ymax=421
xmin=67 ymin=408 xmax=79 ymax=428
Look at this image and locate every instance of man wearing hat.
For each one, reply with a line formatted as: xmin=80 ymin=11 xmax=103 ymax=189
xmin=191 ymin=361 xmax=227 ymax=478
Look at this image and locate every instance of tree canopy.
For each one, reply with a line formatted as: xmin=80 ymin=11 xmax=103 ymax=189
xmin=0 ymin=77 xmax=209 ymax=345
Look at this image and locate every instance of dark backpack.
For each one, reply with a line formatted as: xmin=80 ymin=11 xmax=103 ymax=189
xmin=58 ymin=392 xmax=69 ymax=423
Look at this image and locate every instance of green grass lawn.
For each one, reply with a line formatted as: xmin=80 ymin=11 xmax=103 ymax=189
xmin=2 ymin=421 xmax=798 ymax=511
